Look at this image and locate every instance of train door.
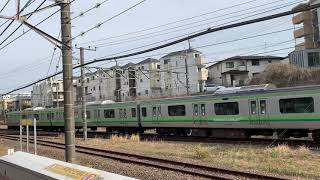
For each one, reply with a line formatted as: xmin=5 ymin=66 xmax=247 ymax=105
xmin=152 ymin=106 xmax=161 ymax=125
xmin=193 ymin=103 xmax=206 ymax=125
xmin=249 ymin=99 xmax=268 ymax=127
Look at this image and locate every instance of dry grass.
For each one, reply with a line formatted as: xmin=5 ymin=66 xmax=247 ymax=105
xmin=73 ymin=136 xmax=320 ymax=179
xmin=250 ymin=63 xmax=320 ymax=87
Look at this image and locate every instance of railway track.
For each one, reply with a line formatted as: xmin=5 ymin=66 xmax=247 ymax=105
xmin=0 ymin=134 xmax=289 ymax=180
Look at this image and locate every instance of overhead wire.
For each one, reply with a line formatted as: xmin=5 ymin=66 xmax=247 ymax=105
xmin=2 ymin=2 xmax=319 ymax=96
xmin=72 ymin=0 xmax=147 ymax=40
xmin=0 ymin=0 xmax=10 ymax=14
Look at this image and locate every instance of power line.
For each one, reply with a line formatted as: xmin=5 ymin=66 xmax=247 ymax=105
xmin=0 ymin=0 xmax=10 ymax=14
xmin=0 ymin=0 xmax=47 ymax=47
xmin=71 ymin=0 xmax=109 ymax=21
xmin=77 ymin=0 xmax=262 ymax=46
xmin=72 ymin=0 xmax=147 ymax=40
xmin=2 ymin=3 xmax=320 ymax=96
xmin=78 ymin=0 xmax=299 ymax=47
xmin=0 ymin=0 xmax=76 ymax=52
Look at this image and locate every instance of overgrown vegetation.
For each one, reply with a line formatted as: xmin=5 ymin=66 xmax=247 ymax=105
xmin=69 ymin=135 xmax=320 ymax=179
xmin=250 ymin=63 xmax=320 ymax=87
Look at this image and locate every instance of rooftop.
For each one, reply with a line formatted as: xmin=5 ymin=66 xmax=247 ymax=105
xmin=136 ymin=58 xmax=159 ymax=65
xmin=161 ymin=49 xmax=201 ymax=59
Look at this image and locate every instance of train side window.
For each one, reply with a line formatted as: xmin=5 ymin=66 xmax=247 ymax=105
xmin=86 ymin=111 xmax=91 ymax=119
xmin=131 ymin=108 xmax=137 ymax=118
xmin=141 ymin=107 xmax=147 ymax=117
xmin=279 ymin=97 xmax=314 ymax=113
xmin=22 ymin=115 xmax=27 ymax=119
xmin=260 ymin=100 xmax=266 ymax=114
xmin=168 ymin=105 xmax=186 ymax=116
xmin=152 ymin=107 xmax=157 ymax=117
xmin=214 ymin=102 xmax=239 ymax=115
xmin=104 ymin=109 xmax=115 ymax=118
xmin=193 ymin=104 xmax=198 ymax=116
xmin=250 ymin=101 xmax=257 ymax=115
xmin=201 ymin=104 xmax=206 ymax=116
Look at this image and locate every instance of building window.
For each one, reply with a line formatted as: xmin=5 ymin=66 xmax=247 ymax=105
xmin=141 ymin=66 xmax=144 ymax=70
xmin=176 ymin=61 xmax=178 ymax=67
xmin=195 ymin=53 xmax=200 ymax=58
xmin=141 ymin=107 xmax=147 ymax=117
xmin=164 ymin=59 xmax=170 ymax=64
xmin=93 ymin=87 xmax=95 ymax=91
xmin=104 ymin=109 xmax=115 ymax=118
xmin=145 ymin=90 xmax=148 ymax=95
xmin=268 ymin=60 xmax=272 ymax=63
xmin=214 ymin=102 xmax=239 ymax=115
xmin=226 ymin=62 xmax=234 ymax=68
xmin=140 ymin=79 xmax=143 ymax=82
xmin=168 ymin=105 xmax=186 ymax=116
xmin=308 ymin=52 xmax=320 ymax=67
xmin=279 ymin=97 xmax=314 ymax=113
xmin=87 ymin=78 xmax=89 ymax=83
xmin=252 ymin=60 xmax=260 ymax=66
xmin=239 ymin=61 xmax=245 ymax=66
xmin=92 ymin=76 xmax=95 ymax=80
xmin=157 ymin=64 xmax=160 ymax=69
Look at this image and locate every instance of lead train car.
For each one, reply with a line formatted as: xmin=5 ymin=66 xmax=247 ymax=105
xmin=6 ymin=85 xmax=320 ymax=142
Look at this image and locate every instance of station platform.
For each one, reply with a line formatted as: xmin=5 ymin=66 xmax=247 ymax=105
xmin=0 ymin=151 xmax=136 ymax=180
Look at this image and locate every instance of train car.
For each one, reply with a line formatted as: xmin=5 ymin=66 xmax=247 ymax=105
xmin=139 ymin=85 xmax=320 ymax=142
xmin=5 ymin=85 xmax=320 ymax=142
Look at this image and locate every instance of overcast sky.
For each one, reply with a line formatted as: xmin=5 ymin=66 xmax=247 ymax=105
xmin=0 ymin=0 xmax=308 ymax=94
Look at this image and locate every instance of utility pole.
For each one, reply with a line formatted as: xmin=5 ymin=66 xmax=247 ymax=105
xmin=184 ymin=40 xmax=191 ymax=95
xmin=76 ymin=46 xmax=96 ymax=141
xmin=59 ymin=0 xmax=75 ymax=163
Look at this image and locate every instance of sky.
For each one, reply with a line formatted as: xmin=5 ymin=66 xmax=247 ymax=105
xmin=0 ymin=0 xmax=308 ymax=94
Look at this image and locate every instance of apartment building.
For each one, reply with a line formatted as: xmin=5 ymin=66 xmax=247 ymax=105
xmin=31 ymin=78 xmax=64 ymax=107
xmin=208 ymin=56 xmax=285 ymax=87
xmin=290 ymin=0 xmax=320 ymax=68
xmin=159 ymin=49 xmax=208 ymax=96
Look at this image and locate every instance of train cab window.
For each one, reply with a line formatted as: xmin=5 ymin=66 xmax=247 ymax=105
xmin=168 ymin=105 xmax=186 ymax=116
xmin=214 ymin=102 xmax=239 ymax=115
xmin=201 ymin=104 xmax=206 ymax=116
xmin=260 ymin=100 xmax=266 ymax=114
xmin=34 ymin=114 xmax=40 ymax=121
xmin=131 ymin=108 xmax=137 ymax=118
xmin=250 ymin=101 xmax=257 ymax=115
xmin=193 ymin=104 xmax=198 ymax=116
xmin=152 ymin=107 xmax=157 ymax=117
xmin=279 ymin=97 xmax=314 ymax=113
xmin=141 ymin=107 xmax=147 ymax=117
xmin=104 ymin=109 xmax=115 ymax=118
xmin=86 ymin=111 xmax=91 ymax=119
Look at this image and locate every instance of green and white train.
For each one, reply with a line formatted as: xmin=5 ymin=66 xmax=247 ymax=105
xmin=6 ymin=85 xmax=320 ymax=142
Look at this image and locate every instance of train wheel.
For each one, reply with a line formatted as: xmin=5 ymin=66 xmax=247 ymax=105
xmin=312 ymin=130 xmax=320 ymax=143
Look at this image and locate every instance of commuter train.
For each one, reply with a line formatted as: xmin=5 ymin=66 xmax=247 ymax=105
xmin=6 ymin=85 xmax=320 ymax=142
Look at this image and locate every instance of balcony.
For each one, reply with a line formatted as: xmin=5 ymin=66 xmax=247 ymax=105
xmin=292 ymin=11 xmax=311 ymax=25
xmin=294 ymin=25 xmax=313 ymax=39
xmin=195 ymin=57 xmax=207 ymax=67
xmin=198 ymin=69 xmax=208 ymax=81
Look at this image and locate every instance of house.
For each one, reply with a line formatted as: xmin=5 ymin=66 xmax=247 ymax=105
xmin=207 ymin=56 xmax=286 ymax=87
xmin=31 ymin=79 xmax=64 ymax=107
xmin=159 ymin=49 xmax=208 ymax=96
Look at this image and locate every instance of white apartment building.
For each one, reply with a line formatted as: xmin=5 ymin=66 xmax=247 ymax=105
xmin=160 ymin=49 xmax=208 ymax=96
xmin=74 ymin=69 xmax=117 ymax=103
xmin=208 ymin=56 xmax=285 ymax=87
xmin=31 ymin=78 xmax=64 ymax=107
